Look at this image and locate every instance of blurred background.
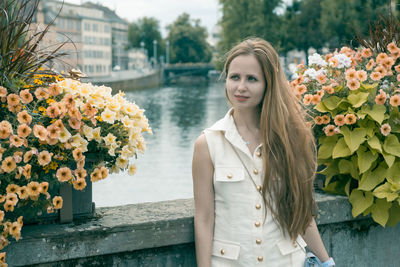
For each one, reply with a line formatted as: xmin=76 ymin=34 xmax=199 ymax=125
xmin=31 ymin=0 xmax=397 ymax=207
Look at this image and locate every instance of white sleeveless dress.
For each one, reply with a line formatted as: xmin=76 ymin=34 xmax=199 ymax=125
xmin=204 ymin=109 xmax=307 ymax=267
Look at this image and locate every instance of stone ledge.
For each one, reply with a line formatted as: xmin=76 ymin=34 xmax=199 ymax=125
xmin=4 ymin=193 xmax=365 ymax=266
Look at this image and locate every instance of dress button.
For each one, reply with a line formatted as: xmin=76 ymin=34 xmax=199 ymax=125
xmin=255 ymin=204 xmax=261 ymax=209
xmin=256 ymin=185 xmax=262 ymax=191
xmin=258 ymin=256 xmax=263 ymax=262
xmin=256 ymin=151 xmax=261 ymax=157
xmin=253 ymin=168 xmax=258 ymax=174
xmin=255 ymin=221 xmax=261 ymax=227
xmin=293 ymin=241 xmax=298 ymax=247
xmin=220 ymin=249 xmax=225 ymax=255
xmin=256 ymin=239 xmax=262 ymax=244
xmin=227 ymin=173 xmax=233 ymax=179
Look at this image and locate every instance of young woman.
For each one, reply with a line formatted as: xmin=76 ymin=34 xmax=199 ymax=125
xmin=192 ymin=38 xmax=334 ymax=266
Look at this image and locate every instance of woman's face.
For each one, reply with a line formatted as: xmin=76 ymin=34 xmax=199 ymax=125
xmin=226 ymin=54 xmax=266 ymax=111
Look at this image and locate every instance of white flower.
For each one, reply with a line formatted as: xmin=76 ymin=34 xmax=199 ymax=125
xmin=71 ymin=134 xmax=88 ymax=152
xmin=332 ymin=54 xmax=351 ymax=69
xmin=116 ymin=157 xmax=128 ymax=169
xmin=308 ymin=53 xmax=327 ymax=67
xmin=58 ymin=128 xmax=72 ymax=143
xmin=107 ymin=98 xmax=121 ymax=112
xmin=103 ymin=133 xmax=117 ymax=146
xmin=92 ymin=127 xmax=101 ymax=142
xmin=101 ymin=108 xmax=116 ymax=124
xmin=82 ymin=125 xmax=94 ymax=140
xmin=304 ymin=68 xmax=326 ymax=80
xmin=122 ymin=116 xmax=134 ymax=128
xmin=128 ymin=164 xmax=137 ymax=175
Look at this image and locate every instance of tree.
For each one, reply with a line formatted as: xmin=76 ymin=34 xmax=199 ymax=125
xmin=128 ymin=17 xmax=163 ymax=61
xmin=167 ymin=13 xmax=211 ymax=63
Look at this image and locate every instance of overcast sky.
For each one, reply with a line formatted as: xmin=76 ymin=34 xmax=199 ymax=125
xmin=65 ymin=0 xmax=221 ymax=36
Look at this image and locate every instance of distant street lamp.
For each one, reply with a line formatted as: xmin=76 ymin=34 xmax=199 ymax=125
xmin=153 ymin=40 xmax=157 ymax=65
xmin=166 ymin=40 xmax=170 ymax=65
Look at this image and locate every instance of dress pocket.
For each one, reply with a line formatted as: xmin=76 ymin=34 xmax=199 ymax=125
xmin=211 ymin=239 xmax=241 ymax=260
xmin=276 ymin=236 xmax=307 ymax=266
xmin=214 ymin=166 xmax=245 ymax=182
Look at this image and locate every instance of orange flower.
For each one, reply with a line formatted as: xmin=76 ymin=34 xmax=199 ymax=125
xmin=77 ymin=158 xmax=85 ymax=169
xmin=63 ymin=94 xmax=75 ymax=108
xmin=370 ymin=72 xmax=382 ymax=81
xmin=53 ymin=196 xmax=63 ymax=209
xmin=0 ymin=121 xmax=12 ymax=139
xmin=374 ymin=66 xmax=387 ymax=76
xmin=345 ymin=68 xmax=357 ymax=80
xmin=329 ymin=57 xmax=339 ymax=68
xmin=7 ymin=93 xmax=20 ymax=106
xmin=34 ymin=88 xmax=49 ymax=100
xmin=322 ymin=85 xmax=334 ymax=94
xmin=321 ymin=115 xmax=330 ymax=124
xmin=90 ymin=168 xmax=102 ymax=182
xmin=6 ymin=184 xmax=18 ymax=194
xmin=383 ymin=57 xmax=395 ymax=69
xmin=0 ymin=211 xmax=3 ymax=222
xmin=380 ymin=123 xmax=391 ymax=136
xmin=100 ymin=166 xmax=109 ymax=179
xmin=17 ymin=124 xmax=31 ymax=138
xmin=324 ymin=125 xmax=336 ymax=136
xmin=390 ymin=95 xmax=400 ymax=106
xmin=375 ymin=93 xmax=387 ymax=105
xmin=69 ymin=107 xmax=82 ymax=120
xmin=395 ymin=65 xmax=400 ymax=73
xmin=356 ymin=70 xmax=367 ymax=82
xmin=53 ymin=119 xmax=65 ymax=129
xmin=73 ymin=178 xmax=87 ymax=190
xmin=316 ymin=90 xmax=324 ymax=98
xmin=17 ymin=186 xmax=28 ymax=199
xmin=311 ymin=94 xmax=321 ymax=105
xmin=366 ymin=59 xmax=375 ymax=70
xmin=0 ymin=86 xmax=7 ymax=97
xmin=347 ymin=79 xmax=360 ymax=90
xmin=344 ymin=114 xmax=357 ymax=125
xmin=37 ymin=150 xmax=52 ymax=166
xmin=48 ymin=83 xmax=61 ymax=96
xmin=23 ymin=150 xmax=35 ymax=163
xmin=75 ymin=168 xmax=87 ymax=179
xmin=4 ymin=200 xmax=15 ymax=212
xmin=22 ymin=164 xmax=32 ymax=179
xmin=1 ymin=156 xmax=16 ymax=173
xmin=33 ymin=124 xmax=48 ymax=141
xmin=56 ymin=167 xmax=73 ymax=182
xmin=9 ymin=222 xmax=21 ymax=240
xmin=9 ymin=135 xmax=24 ymax=147
xmin=40 ymin=182 xmax=49 ymax=193
xmin=387 ymin=42 xmax=399 ymax=53
xmin=6 ymin=193 xmax=18 ymax=206
xmin=17 ymin=110 xmax=32 ymax=124
xmin=314 ymin=116 xmax=323 ymax=125
xmin=46 ymin=104 xmax=60 ymax=118
xmin=47 ymin=124 xmax=60 ymax=139
xmin=0 ymin=195 xmax=5 ymax=203
xmin=361 ymin=48 xmax=372 ymax=58
xmin=376 ymin=52 xmax=388 ymax=64
xmin=72 ymin=148 xmax=83 ymax=161
xmin=294 ymin=85 xmax=307 ymax=95
xmin=19 ymin=89 xmax=33 ymax=104
xmin=302 ymin=94 xmax=312 ymax=105
xmin=27 ymin=182 xmax=41 ymax=197
xmin=316 ymin=74 xmax=327 ymax=84
xmin=68 ymin=118 xmax=81 ymax=130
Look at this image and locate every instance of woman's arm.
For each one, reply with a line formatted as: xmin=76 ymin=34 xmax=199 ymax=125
xmin=302 ymin=218 xmax=330 ymax=262
xmin=192 ymin=134 xmax=215 ymax=267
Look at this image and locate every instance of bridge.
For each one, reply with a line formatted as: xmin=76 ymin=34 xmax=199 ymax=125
xmin=163 ymin=63 xmax=215 ymax=84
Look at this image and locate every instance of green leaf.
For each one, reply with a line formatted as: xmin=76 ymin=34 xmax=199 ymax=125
xmin=361 ymin=104 xmax=387 ymax=124
xmin=383 ymin=134 xmax=400 ymax=157
xmin=387 ymin=162 xmax=400 ymax=183
xmin=367 ymin=135 xmax=382 ymax=153
xmin=332 ymin=137 xmax=352 ymax=158
xmin=314 ymin=101 xmax=330 ymax=113
xmin=323 ymin=96 xmax=343 ymax=110
xmin=318 ymin=136 xmax=338 ymax=159
xmin=357 ymin=146 xmax=378 ymax=174
xmin=371 ymin=198 xmax=392 ymax=226
xmin=349 ymin=189 xmax=374 ymax=217
xmin=347 ymin=92 xmax=370 ymax=108
xmin=382 ymin=151 xmax=395 ymax=168
xmin=387 ymin=202 xmax=400 ymax=227
xmin=319 ymin=160 xmax=339 ymax=182
xmin=338 ymin=158 xmax=359 ymax=179
xmin=340 ymin=126 xmax=367 ymax=153
xmin=373 ymin=182 xmax=399 ymax=202
xmin=360 ymin=82 xmax=379 ymax=91
xmin=358 ymin=163 xmax=387 ymax=191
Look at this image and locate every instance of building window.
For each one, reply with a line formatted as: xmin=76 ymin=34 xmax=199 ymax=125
xmin=67 ymin=20 xmax=73 ymax=30
xmin=104 ymin=25 xmax=110 ymax=33
xmin=93 ymin=23 xmax=98 ymax=32
xmin=84 ymin=22 xmax=90 ymax=31
xmin=76 ymin=21 xmax=81 ymax=31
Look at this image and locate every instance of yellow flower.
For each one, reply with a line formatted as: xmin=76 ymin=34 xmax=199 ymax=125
xmin=73 ymin=178 xmax=87 ymax=190
xmin=27 ymin=182 xmax=41 ymax=197
xmin=9 ymin=222 xmax=21 ymax=241
xmin=17 ymin=186 xmax=28 ymax=199
xmin=53 ymin=196 xmax=63 ymax=209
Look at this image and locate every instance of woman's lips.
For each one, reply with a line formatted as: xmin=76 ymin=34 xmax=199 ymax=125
xmin=235 ymin=95 xmax=249 ymax=101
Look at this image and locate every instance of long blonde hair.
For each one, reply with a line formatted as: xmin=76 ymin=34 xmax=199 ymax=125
xmin=223 ymin=38 xmax=317 ymax=241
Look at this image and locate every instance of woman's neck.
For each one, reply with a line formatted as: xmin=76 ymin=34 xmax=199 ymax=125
xmin=232 ymin=107 xmax=261 ymax=131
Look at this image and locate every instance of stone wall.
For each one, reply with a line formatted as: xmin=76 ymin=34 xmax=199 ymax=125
xmin=5 ymin=194 xmax=400 ymax=267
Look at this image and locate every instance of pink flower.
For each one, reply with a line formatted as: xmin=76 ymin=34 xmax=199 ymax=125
xmin=380 ymin=123 xmax=391 ymax=136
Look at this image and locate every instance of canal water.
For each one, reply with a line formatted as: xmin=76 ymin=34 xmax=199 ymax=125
xmin=93 ymin=82 xmax=230 ymax=207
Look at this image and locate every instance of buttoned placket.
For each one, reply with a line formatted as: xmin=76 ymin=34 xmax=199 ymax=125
xmin=251 ymin=145 xmax=265 ymax=264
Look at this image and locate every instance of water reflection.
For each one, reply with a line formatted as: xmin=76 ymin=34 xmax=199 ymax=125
xmin=93 ymin=82 xmax=229 ymax=207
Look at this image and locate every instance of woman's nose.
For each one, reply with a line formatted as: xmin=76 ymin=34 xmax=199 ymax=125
xmin=237 ymin=79 xmax=247 ymax=91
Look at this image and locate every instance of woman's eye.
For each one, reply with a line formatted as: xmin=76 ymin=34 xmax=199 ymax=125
xmin=248 ymin=76 xmax=257 ymax=81
xmin=230 ymin=75 xmax=239 ymax=80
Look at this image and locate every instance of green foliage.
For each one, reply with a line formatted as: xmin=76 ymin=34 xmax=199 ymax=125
xmin=128 ymin=17 xmax=163 ymax=60
xmin=167 ymin=13 xmax=211 ymax=63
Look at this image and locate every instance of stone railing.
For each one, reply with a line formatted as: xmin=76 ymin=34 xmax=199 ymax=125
xmin=5 ymin=193 xmax=400 ymax=266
